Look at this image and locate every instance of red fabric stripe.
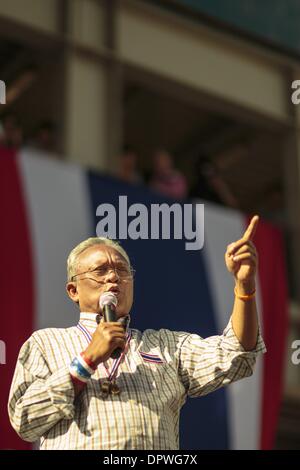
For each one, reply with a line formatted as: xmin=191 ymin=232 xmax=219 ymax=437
xmin=0 ymin=148 xmax=34 ymax=449
xmin=247 ymin=216 xmax=289 ymax=449
xmin=142 ymin=358 xmax=164 ymax=364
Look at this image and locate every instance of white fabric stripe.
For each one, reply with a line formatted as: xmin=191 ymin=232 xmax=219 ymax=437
xmin=76 ymin=354 xmax=96 ymax=375
xmin=18 ymin=149 xmax=93 ymax=329
xmin=200 ymin=201 xmax=263 ymax=450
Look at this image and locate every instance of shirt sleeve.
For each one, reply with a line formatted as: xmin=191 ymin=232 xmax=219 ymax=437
xmin=178 ymin=318 xmax=267 ymax=398
xmin=8 ymin=334 xmax=75 ymax=442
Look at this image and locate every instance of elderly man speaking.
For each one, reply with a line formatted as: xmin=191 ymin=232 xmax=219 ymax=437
xmin=8 ymin=215 xmax=266 ymax=450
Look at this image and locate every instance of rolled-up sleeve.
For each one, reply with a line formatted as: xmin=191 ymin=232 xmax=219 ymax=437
xmin=8 ymin=335 xmax=75 ymax=442
xmin=178 ymin=318 xmax=267 ymax=398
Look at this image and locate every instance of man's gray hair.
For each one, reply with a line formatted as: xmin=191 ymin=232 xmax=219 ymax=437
xmin=67 ymin=237 xmax=131 ymax=281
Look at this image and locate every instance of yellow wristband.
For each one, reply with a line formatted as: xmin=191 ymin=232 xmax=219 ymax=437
xmin=234 ymin=286 xmax=256 ymax=301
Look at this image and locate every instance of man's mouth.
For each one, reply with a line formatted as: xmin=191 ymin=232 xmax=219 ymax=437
xmin=106 ymin=286 xmax=120 ymax=296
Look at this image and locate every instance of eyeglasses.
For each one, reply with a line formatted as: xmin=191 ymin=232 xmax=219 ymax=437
xmin=71 ymin=264 xmax=135 ymax=283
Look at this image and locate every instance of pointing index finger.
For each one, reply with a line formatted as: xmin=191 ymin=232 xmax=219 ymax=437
xmin=242 ymin=215 xmax=259 ymax=241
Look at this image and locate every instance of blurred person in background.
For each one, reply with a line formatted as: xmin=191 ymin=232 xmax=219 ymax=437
xmin=149 ymin=149 xmax=188 ymax=200
xmin=0 ymin=113 xmax=23 ymax=150
xmin=189 ymin=155 xmax=239 ymax=209
xmin=117 ymin=145 xmax=143 ymax=184
xmin=31 ymin=120 xmax=57 ymax=153
xmin=257 ymin=182 xmax=285 ymax=226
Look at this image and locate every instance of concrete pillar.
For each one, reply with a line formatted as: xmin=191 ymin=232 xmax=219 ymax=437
xmin=62 ymin=0 xmax=123 ymax=172
xmin=64 ymin=50 xmax=109 ymax=171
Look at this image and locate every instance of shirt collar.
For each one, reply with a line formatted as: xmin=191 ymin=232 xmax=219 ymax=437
xmin=79 ymin=312 xmax=131 ymax=333
xmin=79 ymin=312 xmax=101 ymax=330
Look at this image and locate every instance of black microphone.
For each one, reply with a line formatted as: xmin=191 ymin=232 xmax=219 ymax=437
xmin=99 ymin=292 xmax=122 ymax=359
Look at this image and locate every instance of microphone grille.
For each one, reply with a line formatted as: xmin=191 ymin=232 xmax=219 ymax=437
xmin=99 ymin=292 xmax=118 ymax=309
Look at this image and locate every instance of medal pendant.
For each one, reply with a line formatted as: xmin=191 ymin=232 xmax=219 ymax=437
xmin=101 ymin=380 xmax=110 ymax=398
xmin=110 ymin=381 xmax=121 ymax=395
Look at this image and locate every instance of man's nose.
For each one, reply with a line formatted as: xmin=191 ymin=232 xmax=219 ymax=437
xmin=106 ymin=268 xmax=120 ymax=282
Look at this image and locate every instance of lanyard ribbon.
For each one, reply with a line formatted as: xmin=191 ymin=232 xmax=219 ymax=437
xmin=77 ymin=321 xmax=131 ymax=381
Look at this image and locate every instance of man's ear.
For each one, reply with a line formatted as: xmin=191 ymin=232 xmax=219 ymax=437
xmin=66 ymin=282 xmax=79 ymax=304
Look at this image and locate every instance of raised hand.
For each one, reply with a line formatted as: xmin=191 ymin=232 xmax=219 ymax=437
xmin=225 ymin=215 xmax=259 ymax=286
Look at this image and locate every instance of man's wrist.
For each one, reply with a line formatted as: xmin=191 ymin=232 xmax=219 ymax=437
xmin=83 ymin=348 xmax=103 ymax=367
xmin=81 ymin=350 xmax=98 ymax=370
xmin=235 ymin=279 xmax=256 ymax=296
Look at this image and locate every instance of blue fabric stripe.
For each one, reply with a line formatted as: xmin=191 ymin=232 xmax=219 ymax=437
xmin=140 ymin=352 xmax=162 ymax=359
xmin=140 ymin=354 xmax=163 ymax=362
xmin=141 ymin=356 xmax=164 ymax=363
xmin=141 ymin=356 xmax=163 ymax=361
xmin=87 ymin=172 xmax=229 ymax=449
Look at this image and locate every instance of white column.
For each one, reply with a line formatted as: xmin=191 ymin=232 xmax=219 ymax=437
xmin=64 ymin=51 xmax=109 ymax=171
